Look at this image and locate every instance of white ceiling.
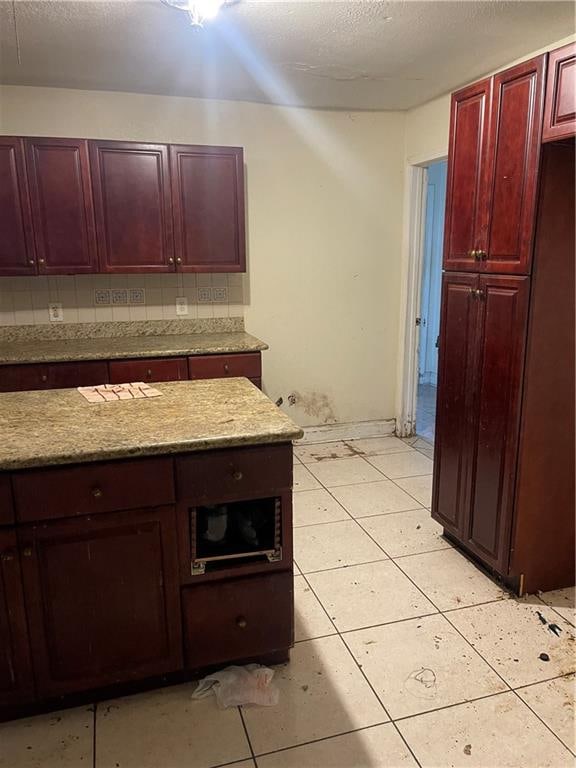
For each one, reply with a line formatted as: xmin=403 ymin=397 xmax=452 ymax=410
xmin=0 ymin=1 xmax=574 ymax=110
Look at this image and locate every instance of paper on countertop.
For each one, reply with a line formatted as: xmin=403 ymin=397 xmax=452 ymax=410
xmin=77 ymin=382 xmax=163 ymax=403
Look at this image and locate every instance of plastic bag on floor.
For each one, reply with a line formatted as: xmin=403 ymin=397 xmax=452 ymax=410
xmin=192 ymin=664 xmax=279 ymax=708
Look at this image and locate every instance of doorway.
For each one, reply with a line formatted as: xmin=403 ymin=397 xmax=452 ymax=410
xmin=415 ymin=159 xmax=446 ymax=442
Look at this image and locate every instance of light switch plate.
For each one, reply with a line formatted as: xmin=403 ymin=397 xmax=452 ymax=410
xmin=175 ymin=296 xmax=189 ymax=316
xmin=94 ymin=289 xmax=111 ymax=306
xmin=212 ymin=286 xmax=228 ymax=303
xmin=197 ymin=287 xmax=212 ymax=304
xmin=48 ymin=302 xmax=64 ymax=322
xmin=129 ymin=288 xmax=145 ymax=305
xmin=111 ymin=288 xmax=128 ymax=305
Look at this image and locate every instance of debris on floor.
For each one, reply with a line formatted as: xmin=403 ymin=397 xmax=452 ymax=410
xmin=192 ymin=664 xmax=279 ymax=708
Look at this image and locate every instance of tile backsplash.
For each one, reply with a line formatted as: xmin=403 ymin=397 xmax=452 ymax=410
xmin=0 ymin=273 xmax=245 ymax=326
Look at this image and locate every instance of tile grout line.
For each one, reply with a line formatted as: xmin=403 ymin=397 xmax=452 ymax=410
xmin=509 ymin=686 xmax=576 ymax=758
xmin=238 ymin=705 xmax=257 ymax=763
xmin=92 ymin=702 xmax=97 ymax=768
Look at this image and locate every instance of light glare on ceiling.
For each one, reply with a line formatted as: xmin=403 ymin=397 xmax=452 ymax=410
xmin=161 ymin=0 xmax=225 ymax=26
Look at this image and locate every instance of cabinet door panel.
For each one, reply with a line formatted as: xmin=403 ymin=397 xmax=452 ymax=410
xmin=47 ymin=360 xmax=109 ymax=389
xmin=171 ymin=145 xmax=245 ymax=272
xmin=0 ymin=364 xmax=49 ymax=393
xmin=20 ymin=506 xmax=182 ymax=697
xmin=0 ymin=528 xmax=34 ymax=708
xmin=0 ymin=137 xmax=36 ymax=276
xmin=443 ymin=80 xmax=491 ymax=271
xmin=485 ymin=57 xmax=545 ymax=274
xmin=465 ymin=276 xmax=529 ymax=572
xmin=432 ymin=273 xmax=478 ymax=536
xmin=90 ymin=141 xmax=174 ymax=273
xmin=109 ymin=357 xmax=187 ymax=384
xmin=25 ymin=138 xmax=98 ymax=274
xmin=543 ymin=42 xmax=576 ymax=142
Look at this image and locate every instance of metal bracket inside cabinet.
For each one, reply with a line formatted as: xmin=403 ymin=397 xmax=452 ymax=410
xmin=191 ymin=561 xmax=206 ymax=576
xmin=267 ymin=548 xmax=282 ymax=563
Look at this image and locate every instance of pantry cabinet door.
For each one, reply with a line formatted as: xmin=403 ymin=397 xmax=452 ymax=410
xmin=484 ymin=56 xmax=545 ymax=274
xmin=0 ymin=137 xmax=36 ymax=276
xmin=0 ymin=528 xmax=34 ymax=708
xmin=170 ymin=145 xmax=246 ymax=272
xmin=20 ymin=506 xmax=182 ymax=698
xmin=443 ymin=80 xmax=492 ymax=271
xmin=25 ymin=138 xmax=98 ymax=274
xmin=90 ymin=141 xmax=174 ymax=273
xmin=432 ymin=272 xmax=479 ymax=537
xmin=464 ymin=275 xmax=530 ymax=573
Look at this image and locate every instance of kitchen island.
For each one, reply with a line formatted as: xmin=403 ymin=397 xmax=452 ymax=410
xmin=0 ymin=378 xmax=302 ymax=718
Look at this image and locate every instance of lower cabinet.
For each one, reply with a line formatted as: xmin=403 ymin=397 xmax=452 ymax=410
xmin=183 ymin=572 xmax=293 ymax=669
xmin=432 ymin=272 xmax=529 ymax=575
xmin=18 ymin=506 xmax=182 ymax=698
xmin=0 ymin=529 xmax=34 ymax=708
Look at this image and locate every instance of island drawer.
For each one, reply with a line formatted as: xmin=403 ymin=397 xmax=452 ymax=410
xmin=188 ymin=353 xmax=261 ymax=381
xmin=176 ymin=444 xmax=292 ymax=503
xmin=183 ymin=572 xmax=293 ymax=669
xmin=12 ymin=458 xmax=175 ymax=523
xmin=0 ymin=475 xmax=14 ymax=525
xmin=109 ymin=357 xmax=188 ymax=384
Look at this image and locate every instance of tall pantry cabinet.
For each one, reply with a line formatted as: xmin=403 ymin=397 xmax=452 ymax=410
xmin=432 ymin=45 xmax=575 ymax=595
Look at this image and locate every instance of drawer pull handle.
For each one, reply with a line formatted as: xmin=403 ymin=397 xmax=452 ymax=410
xmin=146 ymin=369 xmax=152 ymax=378
xmin=232 ymin=470 xmax=243 ymax=481
xmin=91 ymin=487 xmax=103 ymax=499
xmin=0 ymin=550 xmax=15 ymax=562
xmin=22 ymin=547 xmax=33 ymax=558
xmin=223 ymin=364 xmax=230 ymax=373
xmin=236 ymin=616 xmax=247 ymax=629
xmin=41 ymin=374 xmax=48 ymax=382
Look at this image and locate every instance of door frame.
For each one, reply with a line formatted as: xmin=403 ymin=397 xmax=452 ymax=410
xmin=395 ymin=153 xmax=447 ymax=437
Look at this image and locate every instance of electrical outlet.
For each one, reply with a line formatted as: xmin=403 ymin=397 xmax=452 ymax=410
xmin=94 ymin=289 xmax=111 ymax=306
xmin=212 ymin=286 xmax=228 ymax=303
xmin=197 ymin=286 xmax=212 ymax=304
xmin=175 ymin=296 xmax=188 ymax=316
xmin=111 ymin=288 xmax=128 ymax=305
xmin=129 ymin=288 xmax=145 ymax=305
xmin=48 ymin=302 xmax=64 ymax=322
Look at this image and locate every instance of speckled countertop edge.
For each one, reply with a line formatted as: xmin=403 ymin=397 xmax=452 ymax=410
xmin=0 ymin=378 xmax=303 ymax=471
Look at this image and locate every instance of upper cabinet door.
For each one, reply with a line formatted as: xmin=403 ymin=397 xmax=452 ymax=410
xmin=484 ymin=56 xmax=545 ymax=274
xmin=170 ymin=145 xmax=246 ymax=272
xmin=443 ymin=79 xmax=492 ymax=271
xmin=90 ymin=141 xmax=174 ymax=273
xmin=25 ymin=138 xmax=98 ymax=275
xmin=0 ymin=137 xmax=36 ymax=276
xmin=543 ymin=42 xmax=576 ymax=142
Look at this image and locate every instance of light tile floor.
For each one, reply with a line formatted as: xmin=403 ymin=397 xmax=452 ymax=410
xmin=2 ymin=437 xmax=575 ymax=768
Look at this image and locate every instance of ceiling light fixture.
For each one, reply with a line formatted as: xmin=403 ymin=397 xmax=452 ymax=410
xmin=161 ymin=0 xmax=225 ymax=27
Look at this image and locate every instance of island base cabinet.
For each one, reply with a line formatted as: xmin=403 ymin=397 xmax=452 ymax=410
xmin=183 ymin=572 xmax=293 ymax=670
xmin=19 ymin=506 xmax=182 ymax=699
xmin=0 ymin=529 xmax=34 ymax=708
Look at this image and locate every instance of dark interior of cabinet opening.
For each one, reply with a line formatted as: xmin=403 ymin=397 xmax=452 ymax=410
xmin=190 ymin=497 xmax=281 ymax=570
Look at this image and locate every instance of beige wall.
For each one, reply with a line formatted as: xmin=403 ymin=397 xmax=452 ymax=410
xmin=0 ymin=86 xmax=406 ymax=426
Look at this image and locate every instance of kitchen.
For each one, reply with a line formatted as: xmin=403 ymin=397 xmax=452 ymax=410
xmin=0 ymin=2 xmax=574 ymax=766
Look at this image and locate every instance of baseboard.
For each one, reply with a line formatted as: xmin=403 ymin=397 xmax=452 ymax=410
xmin=297 ymin=419 xmax=396 ymax=445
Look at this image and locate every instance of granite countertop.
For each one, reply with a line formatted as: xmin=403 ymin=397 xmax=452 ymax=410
xmin=0 ymin=331 xmax=268 ymax=365
xmin=0 ymin=378 xmax=303 ymax=471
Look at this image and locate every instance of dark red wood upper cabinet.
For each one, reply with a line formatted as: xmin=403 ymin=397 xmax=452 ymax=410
xmin=484 ymin=56 xmax=546 ymax=275
xmin=0 ymin=137 xmax=36 ymax=276
xmin=25 ymin=138 xmax=98 ymax=275
xmin=19 ymin=506 xmax=182 ymax=698
xmin=90 ymin=141 xmax=174 ymax=273
xmin=0 ymin=528 xmax=34 ymax=708
xmin=543 ymin=42 xmax=576 ymax=142
xmin=464 ymin=275 xmax=530 ymax=573
xmin=170 ymin=145 xmax=246 ymax=272
xmin=431 ymin=272 xmax=479 ymax=537
xmin=443 ymin=79 xmax=492 ymax=271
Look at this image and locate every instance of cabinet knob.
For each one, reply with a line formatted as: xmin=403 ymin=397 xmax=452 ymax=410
xmin=22 ymin=547 xmax=33 ymax=558
xmin=0 ymin=550 xmax=15 ymax=562
xmin=91 ymin=487 xmax=103 ymax=499
xmin=236 ymin=616 xmax=247 ymax=629
xmin=223 ymin=364 xmax=229 ymax=373
xmin=38 ymin=258 xmax=45 ymax=265
xmin=478 ymin=250 xmax=487 ymax=260
xmin=176 ymin=257 xmax=182 ymax=265
xmin=146 ymin=369 xmax=152 ymax=378
xmin=232 ymin=470 xmax=243 ymax=481
xmin=168 ymin=257 xmax=174 ymax=264
xmin=28 ymin=259 xmax=35 ymax=266
xmin=41 ymin=374 xmax=48 ymax=382
xmin=474 ymin=289 xmax=483 ymax=299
